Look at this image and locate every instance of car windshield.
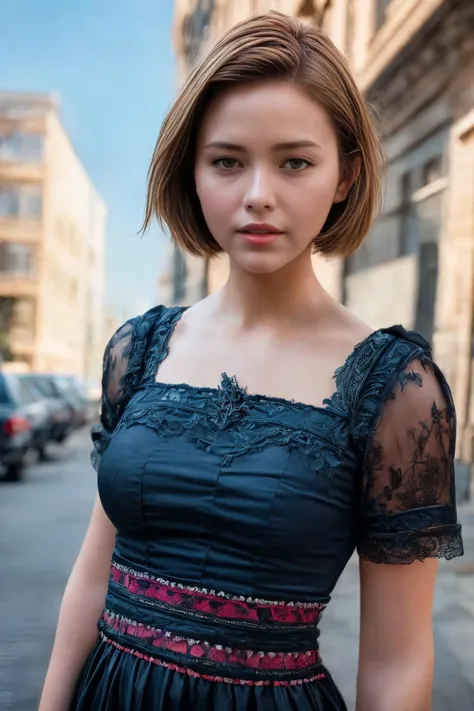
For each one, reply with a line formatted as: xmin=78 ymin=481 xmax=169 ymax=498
xmin=54 ymin=376 xmax=71 ymax=393
xmin=28 ymin=376 xmax=56 ymax=398
xmin=17 ymin=376 xmax=42 ymax=403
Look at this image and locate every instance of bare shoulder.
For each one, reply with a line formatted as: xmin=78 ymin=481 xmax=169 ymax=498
xmin=318 ymin=298 xmax=375 ymax=358
xmin=168 ymin=297 xmax=209 ymax=344
xmin=174 ymin=293 xmax=229 ymax=338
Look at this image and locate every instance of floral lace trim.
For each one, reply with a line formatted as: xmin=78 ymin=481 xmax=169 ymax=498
xmin=121 ymin=307 xmax=166 ymax=404
xmin=358 ymin=526 xmax=464 ymax=565
xmin=328 ymin=330 xmax=390 ymax=425
xmin=101 ymin=610 xmax=322 ymax=672
xmin=99 ymin=633 xmax=326 ymax=686
xmin=349 ymin=328 xmax=430 ymax=448
xmin=117 ymin=400 xmax=344 ymax=475
xmin=110 ymin=560 xmax=326 ymax=625
xmin=142 ymin=306 xmax=188 ymax=385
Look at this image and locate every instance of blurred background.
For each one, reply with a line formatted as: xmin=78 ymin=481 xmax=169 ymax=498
xmin=1 ymin=1 xmax=473 ymax=709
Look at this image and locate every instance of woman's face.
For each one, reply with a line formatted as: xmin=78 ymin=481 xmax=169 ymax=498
xmin=194 ymin=80 xmax=354 ymax=274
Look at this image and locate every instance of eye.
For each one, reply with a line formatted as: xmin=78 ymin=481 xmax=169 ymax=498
xmin=282 ymin=157 xmax=313 ymax=172
xmin=212 ymin=156 xmax=240 ymax=170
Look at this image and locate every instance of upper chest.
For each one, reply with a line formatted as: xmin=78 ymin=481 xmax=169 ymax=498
xmin=153 ymin=320 xmax=364 ymax=410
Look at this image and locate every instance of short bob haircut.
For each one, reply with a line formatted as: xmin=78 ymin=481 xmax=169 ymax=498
xmin=143 ymin=12 xmax=383 ymax=258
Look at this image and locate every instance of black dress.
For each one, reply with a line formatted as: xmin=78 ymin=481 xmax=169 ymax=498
xmin=72 ymin=305 xmax=463 ymax=710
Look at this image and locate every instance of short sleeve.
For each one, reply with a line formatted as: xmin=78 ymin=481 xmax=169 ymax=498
xmin=90 ymin=319 xmax=137 ymax=472
xmin=357 ymin=356 xmax=464 ymax=564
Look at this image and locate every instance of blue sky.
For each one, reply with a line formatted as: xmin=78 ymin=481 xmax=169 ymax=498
xmin=1 ymin=0 xmax=177 ymax=321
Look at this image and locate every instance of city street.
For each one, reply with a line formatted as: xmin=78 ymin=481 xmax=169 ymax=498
xmin=1 ymin=429 xmax=474 ymax=711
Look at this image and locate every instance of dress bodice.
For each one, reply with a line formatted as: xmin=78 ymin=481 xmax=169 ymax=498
xmin=87 ymin=305 xmax=463 ymax=693
xmin=97 ymin=376 xmax=359 ymax=603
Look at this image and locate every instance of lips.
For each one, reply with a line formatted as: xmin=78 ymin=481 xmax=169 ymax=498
xmin=238 ymin=223 xmax=283 ymax=235
xmin=237 ymin=224 xmax=283 ymax=247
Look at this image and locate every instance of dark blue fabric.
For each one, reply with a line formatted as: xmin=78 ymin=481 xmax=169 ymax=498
xmin=74 ymin=306 xmax=463 ymax=710
xmin=73 ymin=637 xmax=346 ymax=711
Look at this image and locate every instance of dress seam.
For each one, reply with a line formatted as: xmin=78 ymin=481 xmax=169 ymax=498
xmin=198 ymin=459 xmax=225 ymax=586
xmin=251 ymin=448 xmax=293 ymax=596
xmin=138 ymin=446 xmax=161 ymax=568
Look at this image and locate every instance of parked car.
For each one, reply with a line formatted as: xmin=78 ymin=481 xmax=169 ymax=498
xmin=84 ymin=379 xmax=102 ymax=421
xmin=0 ymin=371 xmax=51 ymax=481
xmin=51 ymin=375 xmax=91 ymax=428
xmin=22 ymin=374 xmax=75 ymax=444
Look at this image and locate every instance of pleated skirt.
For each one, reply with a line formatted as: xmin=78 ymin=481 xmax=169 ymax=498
xmin=72 ymin=635 xmax=348 ymax=711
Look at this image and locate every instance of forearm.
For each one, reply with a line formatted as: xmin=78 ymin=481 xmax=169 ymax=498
xmin=39 ymin=568 xmax=107 ymax=711
xmin=356 ymin=657 xmax=434 ymax=711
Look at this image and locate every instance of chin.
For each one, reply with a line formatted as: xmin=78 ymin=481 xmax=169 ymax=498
xmin=232 ymin=251 xmax=294 ymax=275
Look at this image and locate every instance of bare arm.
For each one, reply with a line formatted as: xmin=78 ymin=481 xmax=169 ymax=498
xmin=38 ymin=320 xmax=137 ymax=710
xmin=356 ymin=558 xmax=437 ymax=711
xmin=355 ymin=352 xmax=463 ymax=710
xmin=38 ymin=496 xmax=115 ymax=711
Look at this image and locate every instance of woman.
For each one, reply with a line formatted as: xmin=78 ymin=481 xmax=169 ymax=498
xmin=40 ymin=12 xmax=463 ymax=711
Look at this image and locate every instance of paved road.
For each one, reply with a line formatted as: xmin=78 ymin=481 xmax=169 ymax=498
xmin=1 ymin=430 xmax=473 ymax=710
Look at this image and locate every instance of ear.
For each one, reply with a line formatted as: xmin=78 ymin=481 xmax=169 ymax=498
xmin=334 ymin=153 xmax=361 ymax=204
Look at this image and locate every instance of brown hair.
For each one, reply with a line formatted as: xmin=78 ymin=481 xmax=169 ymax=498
xmin=143 ymin=12 xmax=384 ymax=258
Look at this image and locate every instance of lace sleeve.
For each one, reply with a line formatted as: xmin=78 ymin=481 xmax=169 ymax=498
xmin=358 ymin=356 xmax=464 ymax=564
xmin=91 ymin=319 xmax=137 ymax=472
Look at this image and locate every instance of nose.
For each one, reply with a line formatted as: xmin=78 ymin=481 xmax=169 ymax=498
xmin=243 ymin=167 xmax=276 ymax=211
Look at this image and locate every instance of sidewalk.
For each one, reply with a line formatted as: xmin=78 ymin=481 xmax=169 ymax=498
xmin=320 ymin=495 xmax=474 ymax=710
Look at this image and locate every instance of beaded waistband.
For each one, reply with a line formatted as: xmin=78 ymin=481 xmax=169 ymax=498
xmin=101 ymin=555 xmax=327 ymax=686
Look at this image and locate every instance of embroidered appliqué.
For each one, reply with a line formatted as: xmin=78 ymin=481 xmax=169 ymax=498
xmin=117 ymin=386 xmax=345 ymax=477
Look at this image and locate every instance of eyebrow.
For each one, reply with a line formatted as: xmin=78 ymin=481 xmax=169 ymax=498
xmin=203 ymin=140 xmax=322 ymax=151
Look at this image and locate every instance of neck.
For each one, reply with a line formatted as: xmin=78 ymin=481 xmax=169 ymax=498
xmin=216 ymin=251 xmax=329 ymax=327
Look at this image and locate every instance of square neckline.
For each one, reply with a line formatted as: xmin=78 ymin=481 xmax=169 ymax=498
xmin=148 ymin=305 xmax=380 ymax=416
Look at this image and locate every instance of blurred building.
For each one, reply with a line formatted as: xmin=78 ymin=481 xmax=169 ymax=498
xmin=0 ymin=92 xmax=107 ymax=380
xmin=169 ymin=0 xmax=474 ymax=470
xmin=342 ymin=0 xmax=474 ymax=471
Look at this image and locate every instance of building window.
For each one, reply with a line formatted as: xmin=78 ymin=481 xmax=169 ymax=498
xmin=375 ymin=0 xmax=391 ymax=30
xmin=416 ymin=189 xmax=443 ymax=245
xmin=0 ymin=183 xmax=42 ymax=217
xmin=172 ymin=248 xmax=188 ymax=303
xmin=0 ymin=132 xmax=43 ymax=162
xmin=0 ymin=242 xmax=35 ymax=276
xmin=13 ymin=297 xmax=35 ymax=328
xmin=11 ymin=297 xmax=36 ymax=347
xmin=182 ymin=0 xmax=214 ymax=68
xmin=422 ymin=155 xmax=443 ymax=186
xmin=399 ymin=171 xmax=418 ymax=256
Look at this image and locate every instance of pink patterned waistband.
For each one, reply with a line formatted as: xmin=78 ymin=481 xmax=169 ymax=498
xmin=100 ymin=633 xmax=326 ymax=687
xmin=110 ymin=559 xmax=326 ymax=627
xmin=104 ymin=558 xmax=326 ymax=685
xmin=101 ymin=608 xmax=322 ymax=672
